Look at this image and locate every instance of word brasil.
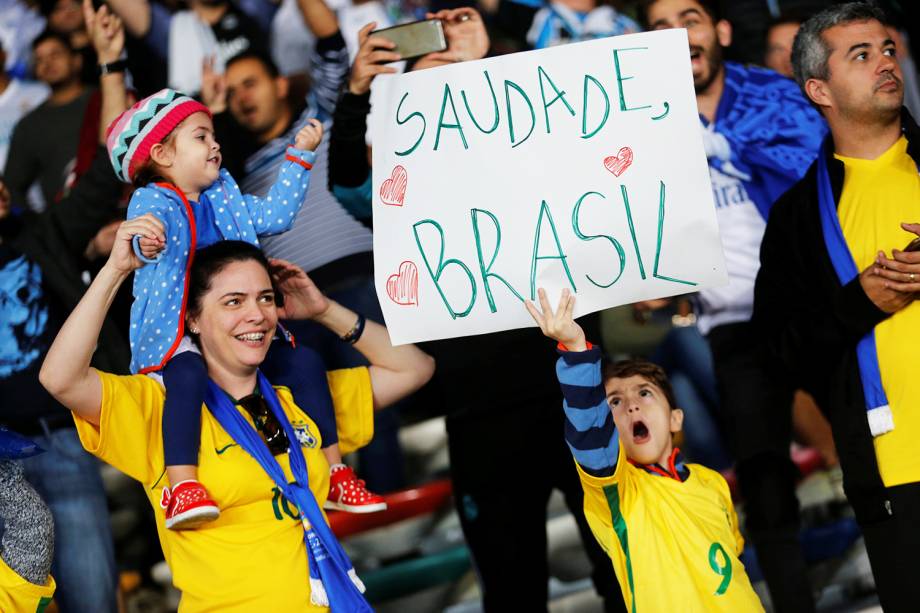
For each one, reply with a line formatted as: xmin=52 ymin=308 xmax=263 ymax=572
xmin=412 ymin=180 xmax=696 ymax=319
xmin=393 ymin=47 xmax=671 ymax=156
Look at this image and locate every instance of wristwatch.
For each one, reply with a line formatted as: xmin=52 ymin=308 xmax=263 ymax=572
xmin=98 ymin=59 xmax=128 ymax=76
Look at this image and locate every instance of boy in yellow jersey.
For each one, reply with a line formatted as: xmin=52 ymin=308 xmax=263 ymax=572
xmin=526 ymin=289 xmax=763 ymax=612
xmin=0 ymin=429 xmax=55 ymax=613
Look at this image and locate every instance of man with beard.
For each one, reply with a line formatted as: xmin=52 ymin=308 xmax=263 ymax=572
xmin=639 ymin=1 xmax=826 ymax=611
xmin=3 ymin=30 xmax=91 ymax=211
xmin=755 ymin=4 xmax=920 ymax=610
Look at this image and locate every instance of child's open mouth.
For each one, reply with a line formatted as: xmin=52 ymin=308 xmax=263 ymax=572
xmin=632 ymin=420 xmax=650 ymax=444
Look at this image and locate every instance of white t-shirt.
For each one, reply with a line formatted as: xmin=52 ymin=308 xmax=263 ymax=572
xmin=696 ymin=163 xmax=767 ymax=335
xmin=0 ymin=79 xmax=49 ymax=171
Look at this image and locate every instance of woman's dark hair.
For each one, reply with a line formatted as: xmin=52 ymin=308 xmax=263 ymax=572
xmin=185 ymin=241 xmax=281 ymax=326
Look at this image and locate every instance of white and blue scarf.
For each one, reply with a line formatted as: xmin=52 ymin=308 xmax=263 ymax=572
xmin=205 ymin=372 xmax=372 ymax=610
xmin=816 ymin=146 xmax=893 ymax=437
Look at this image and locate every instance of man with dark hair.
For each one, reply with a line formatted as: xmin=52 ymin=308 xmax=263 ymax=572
xmin=756 ymin=3 xmax=920 ymax=610
xmin=764 ymin=13 xmax=807 ymax=78
xmin=3 ymin=30 xmax=91 ymax=212
xmin=639 ymin=1 xmax=827 ymax=611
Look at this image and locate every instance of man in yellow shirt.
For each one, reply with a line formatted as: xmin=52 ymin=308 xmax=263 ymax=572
xmin=526 ymin=289 xmax=763 ymax=612
xmin=755 ymin=3 xmax=920 ymax=610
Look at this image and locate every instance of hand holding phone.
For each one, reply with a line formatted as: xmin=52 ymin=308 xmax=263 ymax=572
xmin=369 ymin=19 xmax=447 ymax=62
xmin=348 ymin=22 xmax=402 ymax=96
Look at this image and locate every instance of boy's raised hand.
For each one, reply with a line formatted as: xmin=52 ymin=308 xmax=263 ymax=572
xmin=294 ymin=118 xmax=324 ymax=151
xmin=525 ymin=288 xmax=588 ymax=351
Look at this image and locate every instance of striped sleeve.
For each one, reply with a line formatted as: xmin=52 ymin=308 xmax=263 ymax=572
xmin=557 ymin=345 xmax=618 ymax=478
xmin=309 ymin=31 xmax=350 ymax=122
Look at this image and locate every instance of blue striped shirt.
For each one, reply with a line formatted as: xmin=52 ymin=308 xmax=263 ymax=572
xmin=240 ymin=33 xmax=373 ymax=273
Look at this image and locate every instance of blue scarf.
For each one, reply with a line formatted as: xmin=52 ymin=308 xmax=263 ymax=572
xmin=204 ymin=373 xmax=372 ymax=611
xmin=705 ymin=62 xmax=827 ymax=220
xmin=0 ymin=426 xmax=43 ymax=460
xmin=816 ymin=146 xmax=894 ymax=436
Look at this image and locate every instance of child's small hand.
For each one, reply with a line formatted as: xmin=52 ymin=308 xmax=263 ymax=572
xmin=137 ymin=235 xmax=166 ymax=260
xmin=525 ymin=288 xmax=588 ymax=351
xmin=294 ymin=118 xmax=324 ymax=152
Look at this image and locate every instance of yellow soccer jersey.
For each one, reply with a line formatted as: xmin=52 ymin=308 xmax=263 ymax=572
xmin=0 ymin=556 xmax=55 ymax=613
xmin=73 ymin=367 xmax=373 ymax=612
xmin=577 ymin=443 xmax=763 ymax=612
xmin=836 ymin=135 xmax=920 ymax=486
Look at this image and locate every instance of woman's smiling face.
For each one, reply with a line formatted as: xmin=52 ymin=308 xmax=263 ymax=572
xmin=189 ymin=260 xmax=278 ymax=376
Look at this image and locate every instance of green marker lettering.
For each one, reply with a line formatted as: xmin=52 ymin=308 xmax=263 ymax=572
xmin=462 ymin=70 xmax=500 ymax=134
xmin=613 ymin=47 xmax=652 ymax=112
xmin=530 ymin=200 xmax=577 ymax=299
xmin=537 ymin=65 xmax=575 ymax=134
xmin=471 ymin=208 xmax=524 ymax=312
xmin=434 ymin=83 xmax=469 ymax=151
xmin=413 ymin=219 xmax=477 ymax=318
xmin=581 ymin=74 xmax=610 ymax=139
xmin=653 ymin=181 xmax=697 ymax=286
xmin=619 ymin=185 xmax=646 ymax=280
xmin=395 ymin=92 xmax=426 ymax=157
xmin=504 ymin=79 xmax=536 ymax=148
xmin=572 ymin=191 xmax=626 ymax=288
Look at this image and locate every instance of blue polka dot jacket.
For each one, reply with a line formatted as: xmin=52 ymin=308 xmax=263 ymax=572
xmin=126 ymin=146 xmax=316 ymax=374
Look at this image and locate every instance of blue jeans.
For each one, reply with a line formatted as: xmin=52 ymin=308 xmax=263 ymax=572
xmin=283 ymin=274 xmax=407 ymax=493
xmin=21 ymin=426 xmax=118 ymax=613
xmin=652 ymin=326 xmax=732 ymax=471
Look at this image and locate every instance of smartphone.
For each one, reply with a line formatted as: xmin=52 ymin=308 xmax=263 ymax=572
xmin=905 ymin=237 xmax=920 ymax=252
xmin=371 ymin=19 xmax=447 ymax=61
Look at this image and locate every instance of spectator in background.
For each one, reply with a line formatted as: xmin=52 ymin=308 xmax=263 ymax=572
xmin=639 ymin=0 xmax=827 ymax=610
xmin=756 ymin=4 xmax=920 ymax=609
xmin=0 ymin=41 xmax=49 ymax=172
xmin=0 ymin=0 xmax=46 ymax=78
xmin=107 ymin=0 xmax=270 ymax=95
xmin=0 ymin=6 xmax=130 ymax=610
xmin=492 ymin=0 xmax=638 ymax=52
xmin=764 ymin=13 xmax=803 ymax=77
xmin=37 ymin=0 xmax=99 ymax=85
xmin=3 ymin=30 xmax=91 ymax=212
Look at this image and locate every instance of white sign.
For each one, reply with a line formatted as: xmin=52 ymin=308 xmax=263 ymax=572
xmin=371 ymin=29 xmax=727 ymax=345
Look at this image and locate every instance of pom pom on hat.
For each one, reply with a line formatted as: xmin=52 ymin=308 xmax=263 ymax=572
xmin=106 ymin=88 xmax=211 ymax=183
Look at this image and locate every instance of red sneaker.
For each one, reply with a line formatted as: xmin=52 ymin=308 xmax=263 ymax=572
xmin=324 ymin=466 xmax=387 ymax=513
xmin=161 ymin=480 xmax=220 ymax=530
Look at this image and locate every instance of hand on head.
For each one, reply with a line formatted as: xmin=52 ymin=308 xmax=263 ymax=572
xmin=525 ymin=287 xmax=587 ymax=351
xmin=107 ymin=213 xmax=166 ymax=274
xmin=269 ymin=258 xmax=330 ymax=320
xmin=348 ymin=22 xmax=400 ymax=96
xmin=293 ymin=118 xmax=324 ymax=152
xmin=82 ymin=0 xmax=124 ymax=64
xmin=415 ymin=8 xmax=489 ymax=69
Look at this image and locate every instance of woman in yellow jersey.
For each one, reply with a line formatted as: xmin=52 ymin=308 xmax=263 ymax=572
xmin=38 ymin=215 xmax=435 ymax=611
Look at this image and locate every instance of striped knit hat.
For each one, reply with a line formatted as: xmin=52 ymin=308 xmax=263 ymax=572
xmin=106 ymin=88 xmax=211 ymax=183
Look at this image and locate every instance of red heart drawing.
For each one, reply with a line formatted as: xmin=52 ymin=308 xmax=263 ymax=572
xmin=603 ymin=147 xmax=634 ymax=177
xmin=386 ymin=261 xmax=419 ymax=306
xmin=380 ymin=165 xmax=408 ymax=206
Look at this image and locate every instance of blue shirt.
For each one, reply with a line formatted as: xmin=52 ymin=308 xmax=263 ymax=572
xmin=191 ymin=195 xmax=222 ymax=249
